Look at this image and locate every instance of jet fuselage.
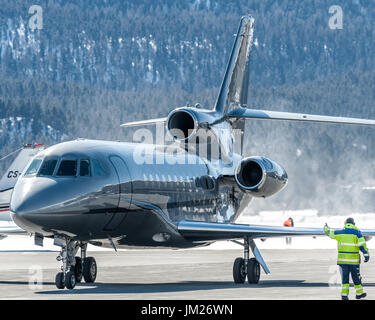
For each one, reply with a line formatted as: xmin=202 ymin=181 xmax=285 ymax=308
xmin=11 ymin=139 xmax=250 ymax=249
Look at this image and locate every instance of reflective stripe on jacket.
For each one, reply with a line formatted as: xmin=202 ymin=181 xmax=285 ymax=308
xmin=329 ymin=223 xmax=368 ymax=265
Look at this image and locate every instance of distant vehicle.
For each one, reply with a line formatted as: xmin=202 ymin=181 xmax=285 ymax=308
xmin=2 ymin=16 xmax=375 ymax=290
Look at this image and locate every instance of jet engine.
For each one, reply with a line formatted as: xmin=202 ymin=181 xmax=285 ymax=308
xmin=166 ymin=108 xmax=199 ymax=141
xmin=235 ymin=157 xmax=288 ymax=198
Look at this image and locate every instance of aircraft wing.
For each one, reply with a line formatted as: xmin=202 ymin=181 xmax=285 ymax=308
xmin=178 ymin=220 xmax=375 ymax=275
xmin=177 ymin=220 xmax=325 ymax=241
xmin=177 ymin=220 xmax=375 ymax=242
xmin=227 ymin=107 xmax=375 ymax=126
xmin=361 ymin=230 xmax=375 ymax=237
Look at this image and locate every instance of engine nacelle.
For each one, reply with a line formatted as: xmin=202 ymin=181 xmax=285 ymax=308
xmin=166 ymin=107 xmax=237 ymax=163
xmin=167 ymin=108 xmax=199 ymax=141
xmin=235 ymin=156 xmax=288 ymax=198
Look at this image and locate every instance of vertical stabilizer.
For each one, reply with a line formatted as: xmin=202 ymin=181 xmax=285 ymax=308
xmin=0 ymin=144 xmax=45 ymax=193
xmin=214 ymin=16 xmax=255 ymax=116
xmin=0 ymin=144 xmax=44 ymax=221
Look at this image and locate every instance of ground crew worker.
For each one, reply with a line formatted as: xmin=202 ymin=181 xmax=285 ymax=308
xmin=283 ymin=217 xmax=294 ymax=245
xmin=324 ymin=217 xmax=369 ymax=300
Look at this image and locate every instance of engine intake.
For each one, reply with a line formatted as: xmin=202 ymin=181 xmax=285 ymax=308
xmin=235 ymin=157 xmax=288 ymax=198
xmin=167 ymin=109 xmax=198 ymax=141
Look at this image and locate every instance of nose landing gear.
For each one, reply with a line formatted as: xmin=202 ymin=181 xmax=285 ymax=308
xmin=54 ymin=237 xmax=97 ymax=290
xmin=72 ymin=256 xmax=83 ymax=283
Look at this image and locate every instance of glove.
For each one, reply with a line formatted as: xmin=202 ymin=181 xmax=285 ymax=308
xmin=324 ymin=223 xmax=330 ymax=236
xmin=364 ymin=254 xmax=370 ymax=263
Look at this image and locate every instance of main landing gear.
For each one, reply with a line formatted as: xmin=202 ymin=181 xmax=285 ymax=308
xmin=54 ymin=237 xmax=97 ymax=289
xmin=232 ymin=236 xmax=261 ymax=284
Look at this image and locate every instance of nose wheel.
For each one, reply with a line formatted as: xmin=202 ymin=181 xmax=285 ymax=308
xmin=54 ymin=239 xmax=98 ymax=289
xmin=65 ymin=271 xmax=77 ymax=289
xmin=71 ymin=256 xmax=83 ymax=283
xmin=55 ymin=272 xmax=65 ymax=289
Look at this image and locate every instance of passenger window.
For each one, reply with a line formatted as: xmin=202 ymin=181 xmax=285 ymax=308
xmin=92 ymin=159 xmax=105 ymax=176
xmin=38 ymin=158 xmax=58 ymax=176
xmin=57 ymin=160 xmax=77 ymax=176
xmin=24 ymin=159 xmax=42 ymax=176
xmin=80 ymin=160 xmax=91 ymax=177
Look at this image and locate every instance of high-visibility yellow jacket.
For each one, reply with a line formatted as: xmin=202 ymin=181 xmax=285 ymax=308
xmin=326 ymin=223 xmax=368 ymax=265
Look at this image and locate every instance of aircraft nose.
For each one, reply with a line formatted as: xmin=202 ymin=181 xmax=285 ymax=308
xmin=11 ymin=209 xmax=35 ymax=232
xmin=10 ymin=177 xmax=58 ymax=232
xmin=11 ymin=198 xmax=40 ymax=231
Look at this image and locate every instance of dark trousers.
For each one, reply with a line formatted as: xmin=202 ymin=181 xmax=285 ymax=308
xmin=339 ymin=264 xmax=362 ymax=286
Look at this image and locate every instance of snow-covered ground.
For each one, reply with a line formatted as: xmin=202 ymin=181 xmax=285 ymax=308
xmin=0 ymin=209 xmax=375 ymax=251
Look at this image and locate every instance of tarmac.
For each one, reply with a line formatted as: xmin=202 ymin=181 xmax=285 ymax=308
xmin=0 ymin=248 xmax=374 ymax=300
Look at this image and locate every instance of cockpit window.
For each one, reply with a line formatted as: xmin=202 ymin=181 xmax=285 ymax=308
xmin=80 ymin=159 xmax=91 ymax=177
xmin=24 ymin=159 xmax=42 ymax=176
xmin=57 ymin=160 xmax=77 ymax=177
xmin=38 ymin=158 xmax=58 ymax=176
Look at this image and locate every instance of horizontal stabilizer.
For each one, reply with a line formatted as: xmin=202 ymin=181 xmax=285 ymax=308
xmin=227 ymin=107 xmax=375 ymax=126
xmin=121 ymin=117 xmax=167 ymax=128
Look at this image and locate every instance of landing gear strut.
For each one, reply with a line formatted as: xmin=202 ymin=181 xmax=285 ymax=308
xmin=54 ymin=237 xmax=97 ymax=289
xmin=232 ymin=236 xmax=261 ymax=284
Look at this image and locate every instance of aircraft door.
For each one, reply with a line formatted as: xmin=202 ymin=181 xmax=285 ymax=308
xmin=103 ymin=155 xmax=132 ymax=231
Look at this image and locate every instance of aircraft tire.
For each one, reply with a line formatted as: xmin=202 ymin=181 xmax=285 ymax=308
xmin=83 ymin=257 xmax=97 ymax=283
xmin=65 ymin=271 xmax=76 ymax=289
xmin=233 ymin=257 xmax=246 ymax=283
xmin=71 ymin=257 xmax=83 ymax=283
xmin=55 ymin=272 xmax=65 ymax=289
xmin=247 ymin=258 xmax=260 ymax=284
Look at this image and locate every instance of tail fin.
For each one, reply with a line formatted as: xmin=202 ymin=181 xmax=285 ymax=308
xmin=214 ymin=15 xmax=255 ymax=116
xmin=213 ymin=16 xmax=254 ymax=156
xmin=0 ymin=144 xmax=45 ymax=193
xmin=0 ymin=144 xmax=44 ymax=221
xmin=214 ymin=16 xmax=375 ymax=157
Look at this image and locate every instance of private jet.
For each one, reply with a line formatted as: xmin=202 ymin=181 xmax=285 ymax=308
xmin=1 ymin=16 xmax=375 ymax=289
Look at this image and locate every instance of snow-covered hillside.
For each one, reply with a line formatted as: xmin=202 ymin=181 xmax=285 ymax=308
xmin=0 ymin=117 xmax=66 ymax=142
